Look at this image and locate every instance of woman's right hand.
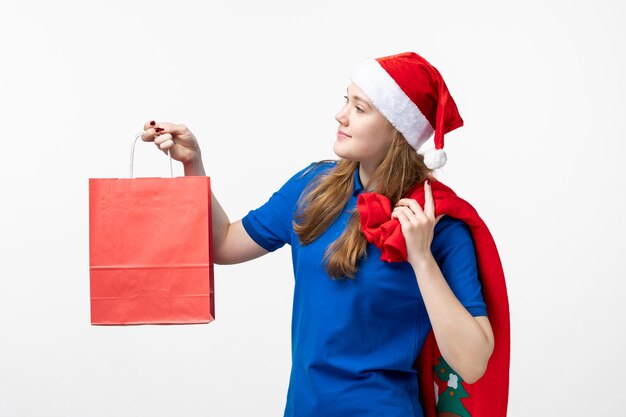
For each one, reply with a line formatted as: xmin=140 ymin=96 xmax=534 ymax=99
xmin=141 ymin=121 xmax=205 ymax=176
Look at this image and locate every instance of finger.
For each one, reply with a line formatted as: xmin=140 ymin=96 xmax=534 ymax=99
xmin=393 ymin=206 xmax=419 ymax=225
xmin=397 ymin=198 xmax=416 ymax=206
xmin=391 ymin=209 xmax=411 ymax=228
xmin=155 ymin=133 xmax=175 ymax=151
xmin=393 ymin=206 xmax=413 ymax=216
xmin=423 ymin=180 xmax=435 ymax=218
xmin=143 ymin=120 xmax=157 ymax=131
xmin=142 ymin=121 xmax=174 ymax=139
xmin=154 ymin=133 xmax=173 ymax=146
xmin=155 ymin=141 xmax=172 ymax=155
xmin=159 ymin=139 xmax=175 ymax=151
xmin=141 ymin=128 xmax=156 ymax=142
xmin=150 ymin=122 xmax=189 ymax=138
xmin=396 ymin=198 xmax=424 ymax=216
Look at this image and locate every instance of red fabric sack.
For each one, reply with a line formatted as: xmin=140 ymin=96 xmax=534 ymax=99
xmin=358 ymin=179 xmax=510 ymax=417
xmin=89 ymin=176 xmax=214 ymax=325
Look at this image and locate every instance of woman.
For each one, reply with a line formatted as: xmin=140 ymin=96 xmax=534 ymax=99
xmin=142 ymin=52 xmax=499 ymax=417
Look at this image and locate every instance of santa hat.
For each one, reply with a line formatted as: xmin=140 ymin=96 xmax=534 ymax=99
xmin=350 ymin=52 xmax=464 ymax=169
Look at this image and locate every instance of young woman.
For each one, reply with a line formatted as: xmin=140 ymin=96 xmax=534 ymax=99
xmin=141 ymin=52 xmax=498 ymax=417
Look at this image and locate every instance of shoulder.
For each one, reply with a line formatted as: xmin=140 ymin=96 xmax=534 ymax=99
xmin=434 ymin=215 xmax=469 ymax=235
xmin=279 ymin=160 xmax=336 ymax=193
xmin=262 ymin=160 xmax=336 ymax=202
xmin=432 ymin=215 xmax=474 ymax=250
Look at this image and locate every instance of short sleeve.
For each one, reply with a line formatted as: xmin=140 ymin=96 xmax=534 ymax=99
xmin=431 ymin=216 xmax=488 ymax=317
xmin=242 ymin=161 xmax=335 ymax=252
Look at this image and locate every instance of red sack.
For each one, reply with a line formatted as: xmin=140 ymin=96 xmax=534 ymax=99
xmin=89 ymin=167 xmax=214 ymax=325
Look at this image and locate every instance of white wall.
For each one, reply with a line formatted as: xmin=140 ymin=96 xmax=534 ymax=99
xmin=1 ymin=0 xmax=624 ymax=416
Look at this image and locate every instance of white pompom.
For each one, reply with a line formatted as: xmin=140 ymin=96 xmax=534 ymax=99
xmin=424 ymin=149 xmax=447 ymax=169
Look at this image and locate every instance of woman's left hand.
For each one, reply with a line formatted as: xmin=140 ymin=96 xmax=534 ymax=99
xmin=391 ymin=180 xmax=444 ymax=265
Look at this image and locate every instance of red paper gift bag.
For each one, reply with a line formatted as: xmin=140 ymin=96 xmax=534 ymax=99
xmin=89 ymin=176 xmax=214 ymax=325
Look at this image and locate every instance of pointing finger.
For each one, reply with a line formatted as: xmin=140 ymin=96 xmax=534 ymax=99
xmin=424 ymin=180 xmax=435 ymax=218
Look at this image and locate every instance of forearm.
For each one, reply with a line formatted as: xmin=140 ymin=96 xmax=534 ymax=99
xmin=411 ymin=254 xmax=493 ymax=383
xmin=183 ymin=156 xmax=231 ymax=258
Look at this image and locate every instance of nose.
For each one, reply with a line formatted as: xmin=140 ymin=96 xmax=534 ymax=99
xmin=335 ymin=103 xmax=349 ymax=126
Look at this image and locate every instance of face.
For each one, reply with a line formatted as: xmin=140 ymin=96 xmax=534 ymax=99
xmin=333 ymin=82 xmax=396 ymax=168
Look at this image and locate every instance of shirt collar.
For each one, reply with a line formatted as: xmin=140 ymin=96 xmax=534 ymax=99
xmin=353 ymin=166 xmax=364 ymax=196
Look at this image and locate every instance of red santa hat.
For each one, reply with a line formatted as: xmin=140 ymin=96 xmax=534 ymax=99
xmin=350 ymin=52 xmax=464 ymax=169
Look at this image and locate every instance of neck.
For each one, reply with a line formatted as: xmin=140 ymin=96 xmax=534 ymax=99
xmin=358 ymin=160 xmax=377 ymax=189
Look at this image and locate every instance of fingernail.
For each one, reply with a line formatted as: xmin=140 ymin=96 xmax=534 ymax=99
xmin=155 ymin=127 xmax=164 ymax=132
xmin=149 ymin=120 xmax=156 ymax=126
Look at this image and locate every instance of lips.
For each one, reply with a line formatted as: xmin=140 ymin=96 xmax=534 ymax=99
xmin=337 ymin=130 xmax=351 ymax=138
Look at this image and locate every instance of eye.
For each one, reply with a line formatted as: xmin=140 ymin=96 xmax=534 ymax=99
xmin=343 ymin=95 xmax=364 ymax=113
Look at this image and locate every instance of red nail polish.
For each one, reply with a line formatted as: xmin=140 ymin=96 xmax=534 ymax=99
xmin=149 ymin=120 xmax=156 ymax=126
xmin=155 ymin=127 xmax=164 ymax=132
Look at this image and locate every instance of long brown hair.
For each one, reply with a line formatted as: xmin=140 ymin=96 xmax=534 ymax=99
xmin=293 ymin=130 xmax=433 ymax=278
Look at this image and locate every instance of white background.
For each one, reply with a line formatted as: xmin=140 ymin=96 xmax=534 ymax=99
xmin=1 ymin=1 xmax=624 ymax=416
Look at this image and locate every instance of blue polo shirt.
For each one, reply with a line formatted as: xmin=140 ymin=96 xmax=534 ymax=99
xmin=242 ymin=161 xmax=487 ymax=417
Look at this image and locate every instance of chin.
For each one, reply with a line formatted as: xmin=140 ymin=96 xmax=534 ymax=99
xmin=332 ymin=140 xmax=353 ymax=160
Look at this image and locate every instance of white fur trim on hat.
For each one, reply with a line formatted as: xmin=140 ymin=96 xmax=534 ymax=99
xmin=350 ymin=58 xmax=434 ymax=151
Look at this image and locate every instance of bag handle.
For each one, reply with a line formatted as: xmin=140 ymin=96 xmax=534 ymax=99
xmin=129 ymin=133 xmax=174 ymax=178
